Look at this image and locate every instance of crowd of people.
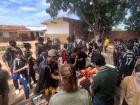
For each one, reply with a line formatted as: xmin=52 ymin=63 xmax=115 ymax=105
xmin=0 ymin=36 xmax=140 ymax=105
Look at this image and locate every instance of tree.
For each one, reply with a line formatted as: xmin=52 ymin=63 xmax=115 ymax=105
xmin=46 ymin=0 xmax=127 ymax=36
xmin=125 ymin=0 xmax=140 ymax=31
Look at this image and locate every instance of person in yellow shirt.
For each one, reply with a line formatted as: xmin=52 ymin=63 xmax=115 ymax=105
xmin=104 ymin=37 xmax=110 ymax=52
xmin=120 ymin=63 xmax=140 ymax=105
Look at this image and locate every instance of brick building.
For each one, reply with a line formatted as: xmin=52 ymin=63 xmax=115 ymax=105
xmin=0 ymin=25 xmax=46 ymax=42
xmin=42 ymin=17 xmax=83 ymax=43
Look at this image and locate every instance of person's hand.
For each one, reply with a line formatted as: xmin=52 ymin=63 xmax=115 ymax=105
xmin=79 ymin=58 xmax=83 ymax=61
xmin=25 ymin=65 xmax=29 ymax=69
xmin=75 ymin=55 xmax=78 ymax=59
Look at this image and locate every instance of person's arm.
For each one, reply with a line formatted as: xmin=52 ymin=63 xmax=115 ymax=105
xmin=90 ymin=76 xmax=101 ymax=95
xmin=51 ymin=73 xmax=60 ymax=80
xmin=119 ymin=78 xmax=127 ymax=105
xmin=73 ymin=55 xmax=78 ymax=66
xmin=13 ymin=65 xmax=28 ymax=73
xmin=4 ymin=62 xmax=11 ymax=71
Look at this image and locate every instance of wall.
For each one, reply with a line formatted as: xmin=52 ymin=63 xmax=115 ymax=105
xmin=106 ymin=31 xmax=140 ymax=42
xmin=47 ymin=21 xmax=69 ymax=35
xmin=45 ymin=34 xmax=67 ymax=44
xmin=87 ymin=31 xmax=140 ymax=42
xmin=0 ymin=31 xmax=32 ymax=42
xmin=0 ymin=31 xmax=18 ymax=42
xmin=3 ymin=32 xmax=10 ymax=38
xmin=69 ymin=21 xmax=83 ymax=37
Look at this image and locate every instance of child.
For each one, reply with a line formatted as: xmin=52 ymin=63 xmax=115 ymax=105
xmin=59 ymin=44 xmax=68 ymax=64
xmin=13 ymin=49 xmax=29 ymax=99
xmin=23 ymin=43 xmax=37 ymax=89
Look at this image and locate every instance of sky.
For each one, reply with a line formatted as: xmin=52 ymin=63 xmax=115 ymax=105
xmin=0 ymin=0 xmax=79 ymax=26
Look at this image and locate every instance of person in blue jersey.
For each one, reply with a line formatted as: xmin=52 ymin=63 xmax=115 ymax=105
xmin=113 ymin=39 xmax=125 ymax=69
xmin=116 ymin=39 xmax=126 ymax=53
xmin=127 ymin=39 xmax=140 ymax=60
xmin=13 ymin=49 xmax=29 ymax=99
xmin=133 ymin=39 xmax=140 ymax=58
xmin=119 ymin=43 xmax=136 ymax=78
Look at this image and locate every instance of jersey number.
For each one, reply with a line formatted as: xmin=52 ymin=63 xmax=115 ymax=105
xmin=125 ymin=58 xmax=133 ymax=65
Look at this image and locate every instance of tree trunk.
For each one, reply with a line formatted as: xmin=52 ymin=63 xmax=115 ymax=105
xmin=92 ymin=0 xmax=101 ymax=37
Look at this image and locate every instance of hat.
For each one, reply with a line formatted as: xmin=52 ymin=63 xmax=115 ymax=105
xmin=48 ymin=49 xmax=58 ymax=57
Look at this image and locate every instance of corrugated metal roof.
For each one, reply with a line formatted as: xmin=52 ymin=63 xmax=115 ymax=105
xmin=0 ymin=25 xmax=29 ymax=31
xmin=42 ymin=17 xmax=80 ymax=25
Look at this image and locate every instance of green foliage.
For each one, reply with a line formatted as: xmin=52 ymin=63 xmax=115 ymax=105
xmin=124 ymin=0 xmax=140 ymax=30
xmin=46 ymin=0 xmax=127 ymax=33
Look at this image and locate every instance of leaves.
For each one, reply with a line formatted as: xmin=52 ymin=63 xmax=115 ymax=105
xmin=124 ymin=0 xmax=140 ymax=30
xmin=45 ymin=0 xmax=127 ymax=33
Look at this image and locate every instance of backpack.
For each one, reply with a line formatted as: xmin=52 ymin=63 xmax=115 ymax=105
xmin=2 ymin=48 xmax=15 ymax=67
xmin=33 ymin=52 xmax=47 ymax=73
xmin=36 ymin=43 xmax=46 ymax=57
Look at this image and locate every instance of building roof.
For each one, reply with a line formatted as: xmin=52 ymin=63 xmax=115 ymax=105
xmin=26 ymin=26 xmax=47 ymax=31
xmin=0 ymin=25 xmax=29 ymax=31
xmin=42 ymin=17 xmax=80 ymax=25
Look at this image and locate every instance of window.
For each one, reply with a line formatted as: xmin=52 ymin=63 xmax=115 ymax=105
xmin=0 ymin=32 xmax=3 ymax=37
xmin=39 ymin=32 xmax=44 ymax=37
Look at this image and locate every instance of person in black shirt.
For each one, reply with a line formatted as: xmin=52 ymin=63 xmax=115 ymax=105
xmin=78 ymin=47 xmax=87 ymax=70
xmin=134 ymin=38 xmax=140 ymax=50
xmin=128 ymin=39 xmax=139 ymax=58
xmin=35 ymin=37 xmax=46 ymax=58
xmin=68 ymin=48 xmax=78 ymax=71
xmin=113 ymin=39 xmax=122 ymax=68
xmin=23 ymin=43 xmax=37 ymax=89
xmin=35 ymin=49 xmax=60 ymax=95
xmin=67 ymin=37 xmax=74 ymax=57
xmin=119 ymin=43 xmax=136 ymax=78
xmin=46 ymin=37 xmax=52 ymax=50
xmin=13 ymin=49 xmax=29 ymax=99
xmin=132 ymin=39 xmax=140 ymax=58
xmin=116 ymin=39 xmax=126 ymax=53
xmin=0 ymin=63 xmax=9 ymax=105
xmin=3 ymin=40 xmax=22 ymax=95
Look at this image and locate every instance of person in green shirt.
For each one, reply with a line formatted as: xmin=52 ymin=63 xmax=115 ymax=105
xmin=90 ymin=54 xmax=118 ymax=105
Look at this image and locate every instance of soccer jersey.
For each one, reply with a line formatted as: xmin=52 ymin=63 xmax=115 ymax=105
xmin=116 ymin=43 xmax=126 ymax=53
xmin=119 ymin=52 xmax=136 ymax=76
xmin=133 ymin=45 xmax=140 ymax=57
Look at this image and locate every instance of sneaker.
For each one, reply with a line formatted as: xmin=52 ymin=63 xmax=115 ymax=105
xmin=15 ymin=89 xmax=20 ymax=95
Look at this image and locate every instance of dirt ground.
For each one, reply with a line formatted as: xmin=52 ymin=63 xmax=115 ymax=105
xmin=0 ymin=41 xmax=114 ymax=105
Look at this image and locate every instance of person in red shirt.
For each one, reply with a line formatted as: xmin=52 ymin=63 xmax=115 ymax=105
xmin=59 ymin=44 xmax=68 ymax=64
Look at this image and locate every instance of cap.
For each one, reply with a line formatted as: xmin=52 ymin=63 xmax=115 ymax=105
xmin=48 ymin=49 xmax=58 ymax=57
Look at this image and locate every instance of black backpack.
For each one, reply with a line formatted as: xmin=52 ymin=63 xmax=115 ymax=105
xmin=2 ymin=48 xmax=15 ymax=67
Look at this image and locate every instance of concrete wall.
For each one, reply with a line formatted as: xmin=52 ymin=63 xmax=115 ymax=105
xmin=47 ymin=21 xmax=69 ymax=35
xmin=69 ymin=21 xmax=83 ymax=37
xmin=46 ymin=34 xmax=67 ymax=44
xmin=0 ymin=31 xmax=30 ymax=42
xmin=3 ymin=32 xmax=10 ymax=38
xmin=106 ymin=31 xmax=140 ymax=42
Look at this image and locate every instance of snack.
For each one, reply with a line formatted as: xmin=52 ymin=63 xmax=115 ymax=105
xmin=80 ymin=68 xmax=97 ymax=76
